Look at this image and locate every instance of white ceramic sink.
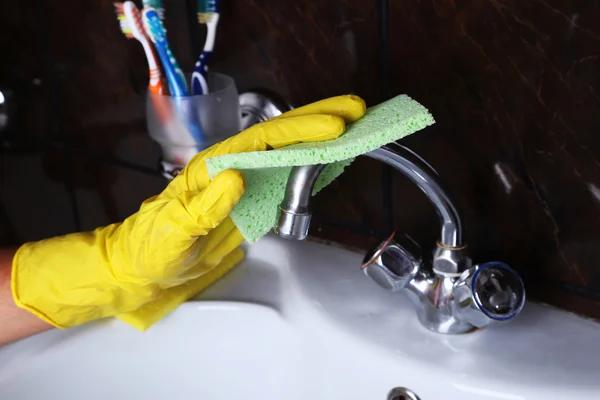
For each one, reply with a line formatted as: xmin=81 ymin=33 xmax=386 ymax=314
xmin=1 ymin=235 xmax=599 ymax=399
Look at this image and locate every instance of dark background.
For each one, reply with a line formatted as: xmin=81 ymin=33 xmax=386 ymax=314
xmin=2 ymin=0 xmax=600 ymax=319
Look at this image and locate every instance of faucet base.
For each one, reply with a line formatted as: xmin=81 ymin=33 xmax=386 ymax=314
xmin=405 ymin=273 xmax=477 ymax=334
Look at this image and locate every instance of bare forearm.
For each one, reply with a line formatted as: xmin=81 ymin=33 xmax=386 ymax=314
xmin=0 ymin=248 xmax=52 ymax=347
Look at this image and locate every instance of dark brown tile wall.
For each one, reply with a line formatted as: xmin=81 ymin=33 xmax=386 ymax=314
xmin=386 ymin=0 xmax=600 ymax=318
xmin=1 ymin=0 xmax=600 ymax=318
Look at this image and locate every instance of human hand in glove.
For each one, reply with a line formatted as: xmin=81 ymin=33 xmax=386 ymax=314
xmin=6 ymin=95 xmax=366 ymax=336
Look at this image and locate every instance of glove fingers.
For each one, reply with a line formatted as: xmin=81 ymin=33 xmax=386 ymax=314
xmin=177 ymin=227 xmax=244 ymax=282
xmin=176 ymin=169 xmax=245 ymax=236
xmin=275 ymin=95 xmax=366 ymax=123
xmin=157 ymin=217 xmax=241 ymax=286
xmin=161 ymin=130 xmax=263 ymax=199
xmin=161 ymin=95 xmax=366 ymax=195
xmin=164 ymin=114 xmax=344 ymax=194
xmin=137 ymin=170 xmax=243 ymax=283
xmin=241 ymin=114 xmax=346 ymax=150
xmin=194 ymin=216 xmax=238 ymax=259
xmin=117 ymin=248 xmax=245 ymax=331
xmin=197 ymin=94 xmax=364 ymax=154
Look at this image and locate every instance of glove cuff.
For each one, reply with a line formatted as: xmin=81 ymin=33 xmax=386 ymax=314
xmin=11 ymin=228 xmax=153 ymax=328
xmin=11 ymin=242 xmax=67 ymax=328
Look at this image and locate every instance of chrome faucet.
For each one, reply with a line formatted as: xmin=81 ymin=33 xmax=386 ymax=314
xmin=275 ymin=142 xmax=525 ymax=334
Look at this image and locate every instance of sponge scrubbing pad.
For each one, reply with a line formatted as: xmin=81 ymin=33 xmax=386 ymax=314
xmin=206 ymin=94 xmax=435 ymax=243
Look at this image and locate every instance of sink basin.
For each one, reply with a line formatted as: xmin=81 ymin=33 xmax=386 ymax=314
xmin=1 ymin=235 xmax=599 ymax=399
xmin=0 ymin=303 xmax=308 ymax=399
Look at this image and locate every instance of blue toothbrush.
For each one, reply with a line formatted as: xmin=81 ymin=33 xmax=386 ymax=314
xmin=143 ymin=6 xmax=205 ymax=145
xmin=142 ymin=0 xmax=164 ymax=19
xmin=192 ymin=0 xmax=220 ymax=95
xmin=142 ymin=1 xmax=188 ymax=92
xmin=142 ymin=7 xmax=189 ymax=97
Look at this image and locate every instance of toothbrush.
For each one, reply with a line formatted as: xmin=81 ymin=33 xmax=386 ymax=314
xmin=142 ymin=7 xmax=189 ymax=96
xmin=114 ymin=1 xmax=163 ymax=94
xmin=142 ymin=0 xmax=164 ymax=19
xmin=192 ymin=0 xmax=220 ymax=95
xmin=143 ymin=7 xmax=206 ymax=144
xmin=166 ymin=49 xmax=187 ymax=93
xmin=142 ymin=0 xmax=187 ymax=94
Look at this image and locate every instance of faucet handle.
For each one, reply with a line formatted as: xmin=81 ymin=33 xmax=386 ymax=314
xmin=453 ymin=261 xmax=526 ymax=328
xmin=362 ymin=233 xmax=422 ymax=292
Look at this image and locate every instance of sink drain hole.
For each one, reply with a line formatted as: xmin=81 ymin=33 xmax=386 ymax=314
xmin=388 ymin=387 xmax=421 ymax=400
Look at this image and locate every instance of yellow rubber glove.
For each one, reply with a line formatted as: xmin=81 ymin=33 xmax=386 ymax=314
xmin=11 ymin=95 xmax=366 ymax=331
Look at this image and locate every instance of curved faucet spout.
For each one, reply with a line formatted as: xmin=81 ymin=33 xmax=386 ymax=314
xmin=275 ymin=143 xmax=465 ymax=248
xmin=366 ymin=143 xmax=463 ymax=247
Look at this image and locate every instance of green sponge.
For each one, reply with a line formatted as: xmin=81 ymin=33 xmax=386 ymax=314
xmin=206 ymin=94 xmax=435 ymax=243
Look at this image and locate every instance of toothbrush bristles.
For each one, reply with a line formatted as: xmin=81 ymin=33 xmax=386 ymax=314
xmin=143 ymin=0 xmax=165 ymax=19
xmin=197 ymin=12 xmax=214 ymax=24
xmin=120 ymin=20 xmax=133 ymax=38
xmin=114 ymin=2 xmax=134 ymax=38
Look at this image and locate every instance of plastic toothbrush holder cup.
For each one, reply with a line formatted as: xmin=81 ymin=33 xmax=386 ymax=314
xmin=146 ymin=72 xmax=240 ymax=177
